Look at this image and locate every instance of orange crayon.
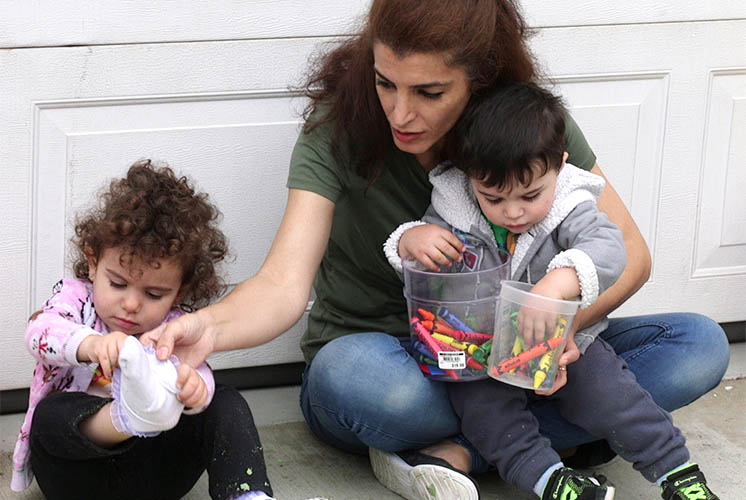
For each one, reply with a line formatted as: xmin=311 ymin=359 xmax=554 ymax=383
xmin=417 ymin=308 xmax=436 ymax=321
xmin=491 ymin=337 xmax=565 ymax=376
xmin=434 ymin=319 xmax=458 ymax=336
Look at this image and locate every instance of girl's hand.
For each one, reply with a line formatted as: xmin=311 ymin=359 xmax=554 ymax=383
xmin=78 ymin=331 xmax=129 ymax=379
xmin=399 ymin=224 xmax=465 ymax=271
xmin=175 ymin=364 xmax=208 ymax=409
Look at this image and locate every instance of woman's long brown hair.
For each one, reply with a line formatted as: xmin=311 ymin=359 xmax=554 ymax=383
xmin=303 ymin=0 xmax=537 ymax=182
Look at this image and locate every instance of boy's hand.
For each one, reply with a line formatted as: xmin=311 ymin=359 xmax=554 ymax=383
xmin=516 ymin=306 xmax=559 ymax=347
xmin=535 ymin=334 xmax=580 ymax=396
xmin=517 ymin=270 xmax=581 ymax=346
xmin=176 ymin=364 xmax=208 ymax=409
xmin=399 ymin=224 xmax=465 ymax=271
xmin=78 ymin=331 xmax=129 ymax=379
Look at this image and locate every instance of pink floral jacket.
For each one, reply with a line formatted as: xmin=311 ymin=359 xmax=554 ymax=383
xmin=11 ymin=278 xmax=215 ymax=491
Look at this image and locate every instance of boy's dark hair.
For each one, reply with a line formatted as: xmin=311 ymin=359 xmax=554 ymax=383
xmin=72 ymin=159 xmax=228 ymax=309
xmin=449 ymin=81 xmax=566 ymax=189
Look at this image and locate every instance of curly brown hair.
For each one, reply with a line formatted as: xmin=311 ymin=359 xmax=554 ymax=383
xmin=303 ymin=0 xmax=537 ymax=182
xmin=72 ymin=159 xmax=228 ymax=309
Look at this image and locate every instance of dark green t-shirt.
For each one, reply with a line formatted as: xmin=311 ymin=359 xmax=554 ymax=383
xmin=287 ymin=114 xmax=596 ymax=363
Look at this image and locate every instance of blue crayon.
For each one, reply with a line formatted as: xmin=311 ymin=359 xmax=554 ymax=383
xmin=412 ymin=340 xmax=437 ymax=361
xmin=427 ymin=365 xmax=446 ymax=376
xmin=438 ymin=308 xmax=474 ymax=332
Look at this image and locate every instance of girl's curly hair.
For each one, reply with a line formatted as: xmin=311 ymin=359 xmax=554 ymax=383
xmin=72 ymin=159 xmax=228 ymax=309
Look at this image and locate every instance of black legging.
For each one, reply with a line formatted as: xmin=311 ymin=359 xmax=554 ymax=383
xmin=29 ymin=384 xmax=271 ymax=500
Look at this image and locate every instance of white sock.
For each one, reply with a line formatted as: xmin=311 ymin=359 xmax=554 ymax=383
xmin=111 ymin=336 xmax=184 ymax=436
xmin=534 ymin=462 xmax=564 ymax=497
xmin=656 ymin=462 xmax=692 ymax=487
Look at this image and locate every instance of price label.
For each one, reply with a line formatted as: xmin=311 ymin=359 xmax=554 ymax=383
xmin=438 ymin=351 xmax=466 ymax=369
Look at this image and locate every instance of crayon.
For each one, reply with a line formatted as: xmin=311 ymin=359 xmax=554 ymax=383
xmin=471 ymin=339 xmax=493 ymax=364
xmin=457 ymin=331 xmax=493 ymax=345
xmin=417 ymin=308 xmax=436 ymax=321
xmin=532 ymin=317 xmax=568 ymax=388
xmin=413 ymin=320 xmax=443 ymax=357
xmin=491 ymin=336 xmax=565 ymax=376
xmin=432 ymin=333 xmax=473 ymax=352
xmin=434 ymin=320 xmax=492 ymax=344
xmin=417 ymin=363 xmax=445 ymax=376
xmin=420 ymin=320 xmax=434 ymax=332
xmin=417 ymin=354 xmax=438 ymax=366
xmin=412 ymin=319 xmax=459 ymax=379
xmin=509 ymin=334 xmax=526 ymax=374
xmin=466 ymin=356 xmax=485 ymax=371
xmin=438 ymin=308 xmax=473 ymax=332
xmin=412 ymin=340 xmax=436 ymax=361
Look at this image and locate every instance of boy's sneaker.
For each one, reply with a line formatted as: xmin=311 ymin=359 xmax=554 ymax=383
xmin=660 ymin=464 xmax=719 ymax=500
xmin=542 ymin=467 xmax=615 ymax=500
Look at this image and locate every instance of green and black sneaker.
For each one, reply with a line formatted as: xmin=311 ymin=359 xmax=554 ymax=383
xmin=660 ymin=464 xmax=719 ymax=500
xmin=542 ymin=467 xmax=615 ymax=500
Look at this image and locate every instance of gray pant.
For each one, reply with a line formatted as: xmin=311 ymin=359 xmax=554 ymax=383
xmin=448 ymin=338 xmax=689 ymax=492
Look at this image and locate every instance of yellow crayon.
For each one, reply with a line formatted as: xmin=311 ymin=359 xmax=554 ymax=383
xmin=533 ymin=316 xmax=568 ymax=388
xmin=432 ymin=333 xmax=472 ymax=351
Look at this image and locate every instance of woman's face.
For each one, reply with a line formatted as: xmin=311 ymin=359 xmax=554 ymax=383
xmin=373 ymin=42 xmax=470 ymax=167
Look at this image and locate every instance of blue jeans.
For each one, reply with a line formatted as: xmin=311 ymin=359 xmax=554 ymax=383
xmin=299 ymin=313 xmax=729 ymax=474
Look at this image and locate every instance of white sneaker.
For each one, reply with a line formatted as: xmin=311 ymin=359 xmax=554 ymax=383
xmin=369 ymin=448 xmax=480 ymax=500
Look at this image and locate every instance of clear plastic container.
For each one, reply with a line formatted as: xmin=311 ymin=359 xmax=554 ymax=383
xmin=488 ymin=281 xmax=580 ymax=390
xmin=403 ymin=249 xmax=510 ymax=381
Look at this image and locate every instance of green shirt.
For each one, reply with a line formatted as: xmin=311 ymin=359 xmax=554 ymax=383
xmin=287 ymin=114 xmax=596 ymax=363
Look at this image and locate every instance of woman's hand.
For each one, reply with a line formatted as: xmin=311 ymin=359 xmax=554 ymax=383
xmin=78 ymin=331 xmax=129 ymax=379
xmin=139 ymin=310 xmax=215 ymax=367
xmin=175 ymin=364 xmax=209 ymax=409
xmin=399 ymin=224 xmax=465 ymax=271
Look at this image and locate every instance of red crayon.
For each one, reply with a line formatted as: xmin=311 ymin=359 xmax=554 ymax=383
xmin=434 ymin=320 xmax=491 ymax=345
xmin=456 ymin=331 xmax=493 ymax=345
xmin=491 ymin=337 xmax=565 ymax=376
xmin=417 ymin=308 xmax=436 ymax=321
xmin=466 ymin=356 xmax=485 ymax=371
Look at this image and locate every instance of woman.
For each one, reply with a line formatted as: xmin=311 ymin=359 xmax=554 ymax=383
xmin=142 ymin=1 xmax=729 ymax=499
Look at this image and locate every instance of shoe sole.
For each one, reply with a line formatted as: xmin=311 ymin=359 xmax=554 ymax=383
xmin=369 ymin=448 xmax=479 ymax=500
xmin=601 ymin=485 xmax=616 ymax=500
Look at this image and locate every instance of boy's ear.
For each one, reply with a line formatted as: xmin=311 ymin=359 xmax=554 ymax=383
xmin=561 ymin=151 xmax=569 ymax=167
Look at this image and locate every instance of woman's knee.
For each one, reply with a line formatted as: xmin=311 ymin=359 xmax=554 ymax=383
xmin=673 ymin=313 xmax=729 ymax=390
xmin=308 ymin=333 xmax=446 ymax=411
xmin=304 ymin=333 xmax=459 ymax=446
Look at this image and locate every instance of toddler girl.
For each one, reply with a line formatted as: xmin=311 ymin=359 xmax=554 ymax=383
xmin=12 ymin=160 xmax=275 ymax=500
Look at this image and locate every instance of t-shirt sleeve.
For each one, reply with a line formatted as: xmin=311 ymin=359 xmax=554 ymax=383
xmin=287 ymin=120 xmax=345 ymax=203
xmin=564 ymin=113 xmax=597 ymax=171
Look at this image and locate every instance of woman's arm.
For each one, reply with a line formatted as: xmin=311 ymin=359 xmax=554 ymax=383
xmin=570 ymin=164 xmax=651 ymax=332
xmin=143 ymin=188 xmax=335 ymax=367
